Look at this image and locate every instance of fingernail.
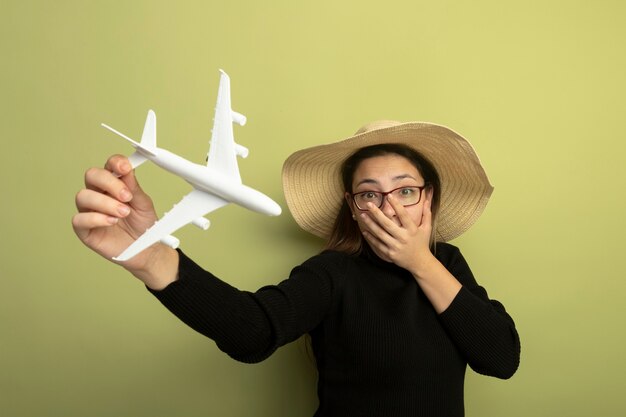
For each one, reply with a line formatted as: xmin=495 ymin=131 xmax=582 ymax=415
xmin=117 ymin=205 xmax=130 ymax=216
xmin=120 ymin=189 xmax=132 ymax=202
xmin=107 ymin=216 xmax=119 ymax=224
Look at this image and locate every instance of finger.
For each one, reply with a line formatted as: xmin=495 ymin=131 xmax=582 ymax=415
xmin=121 ymin=169 xmax=153 ymax=211
xmin=359 ymin=210 xmax=397 ymax=247
xmin=84 ymin=166 xmax=133 ymax=203
xmin=104 ymin=155 xmax=156 ymax=213
xmin=75 ymin=189 xmax=131 ymax=218
xmin=361 ymin=229 xmax=396 ymax=263
xmin=363 ymin=203 xmax=397 ymax=232
xmin=386 ymin=194 xmax=417 ymax=230
xmin=420 ymin=196 xmax=433 ymax=229
xmin=365 ymin=202 xmax=404 ymax=238
xmin=360 ymin=206 xmax=390 ymax=234
xmin=361 ymin=228 xmax=387 ymax=253
xmin=71 ymin=212 xmax=119 ymax=239
xmin=104 ymin=154 xmax=134 ymax=177
xmin=105 ymin=154 xmax=137 ymax=202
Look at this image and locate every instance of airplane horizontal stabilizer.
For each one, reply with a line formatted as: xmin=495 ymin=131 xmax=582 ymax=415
xmin=101 ymin=123 xmax=157 ymax=157
xmin=128 ymin=151 xmax=148 ymax=169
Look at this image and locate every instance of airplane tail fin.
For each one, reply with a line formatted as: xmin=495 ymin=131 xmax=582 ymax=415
xmin=139 ymin=110 xmax=157 ymax=149
xmin=101 ymin=110 xmax=158 ymax=169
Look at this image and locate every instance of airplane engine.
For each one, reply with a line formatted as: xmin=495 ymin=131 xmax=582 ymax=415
xmin=192 ymin=217 xmax=210 ymax=230
xmin=231 ymin=111 xmax=247 ymax=126
xmin=160 ymin=235 xmax=180 ymax=249
xmin=235 ymin=143 xmax=249 ymax=158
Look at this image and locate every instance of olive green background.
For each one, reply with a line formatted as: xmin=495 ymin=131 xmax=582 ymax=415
xmin=2 ymin=1 xmax=625 ymax=416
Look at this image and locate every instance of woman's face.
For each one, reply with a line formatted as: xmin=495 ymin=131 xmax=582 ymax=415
xmin=347 ymin=154 xmax=431 ymax=233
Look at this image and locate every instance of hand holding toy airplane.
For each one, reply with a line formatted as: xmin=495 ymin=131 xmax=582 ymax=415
xmin=101 ymin=70 xmax=281 ymax=261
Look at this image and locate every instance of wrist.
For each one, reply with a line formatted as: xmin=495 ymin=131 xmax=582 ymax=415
xmin=129 ymin=244 xmax=179 ymax=290
xmin=407 ymin=250 xmax=439 ymax=279
xmin=408 ymin=252 xmax=462 ymax=313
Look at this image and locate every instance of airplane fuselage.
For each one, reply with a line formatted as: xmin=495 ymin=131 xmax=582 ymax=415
xmin=139 ymin=147 xmax=282 ymax=217
xmin=102 ymin=70 xmax=281 ymax=261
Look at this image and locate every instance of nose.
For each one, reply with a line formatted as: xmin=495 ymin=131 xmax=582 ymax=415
xmin=380 ymin=196 xmax=396 ymax=218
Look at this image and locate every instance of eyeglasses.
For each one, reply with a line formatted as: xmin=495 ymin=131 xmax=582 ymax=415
xmin=351 ymin=185 xmax=427 ymax=211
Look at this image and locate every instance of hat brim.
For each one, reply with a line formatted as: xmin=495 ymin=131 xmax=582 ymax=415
xmin=282 ymin=122 xmax=493 ymax=242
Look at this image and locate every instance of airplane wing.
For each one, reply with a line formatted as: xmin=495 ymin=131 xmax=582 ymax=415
xmin=207 ymin=70 xmax=244 ymax=183
xmin=113 ymin=189 xmax=229 ymax=261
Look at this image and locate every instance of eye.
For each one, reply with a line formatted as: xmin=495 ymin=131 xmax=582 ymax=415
xmin=360 ymin=192 xmax=379 ymax=200
xmin=399 ymin=187 xmax=415 ymax=196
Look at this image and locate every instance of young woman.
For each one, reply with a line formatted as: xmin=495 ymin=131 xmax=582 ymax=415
xmin=73 ymin=120 xmax=520 ymax=417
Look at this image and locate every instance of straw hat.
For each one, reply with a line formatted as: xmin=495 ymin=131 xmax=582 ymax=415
xmin=282 ymin=121 xmax=493 ymax=242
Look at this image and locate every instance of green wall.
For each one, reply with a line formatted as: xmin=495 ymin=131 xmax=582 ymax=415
xmin=2 ymin=1 xmax=625 ymax=415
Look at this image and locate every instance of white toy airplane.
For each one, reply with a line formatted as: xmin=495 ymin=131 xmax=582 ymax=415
xmin=101 ymin=70 xmax=282 ymax=261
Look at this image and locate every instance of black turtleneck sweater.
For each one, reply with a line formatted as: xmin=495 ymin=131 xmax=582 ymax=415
xmin=150 ymin=242 xmax=520 ymax=417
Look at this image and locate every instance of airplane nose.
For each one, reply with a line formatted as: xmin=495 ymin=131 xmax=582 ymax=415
xmin=270 ymin=201 xmax=282 ymax=216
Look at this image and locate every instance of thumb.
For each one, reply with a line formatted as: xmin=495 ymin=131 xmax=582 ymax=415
xmin=120 ymin=169 xmax=155 ymax=213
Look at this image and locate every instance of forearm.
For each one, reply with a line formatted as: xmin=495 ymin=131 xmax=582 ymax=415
xmin=409 ymin=253 xmax=462 ymax=314
xmin=438 ymin=286 xmax=521 ymax=378
xmin=416 ymin=242 xmax=520 ymax=378
xmin=146 ymin=250 xmax=335 ymax=364
xmin=148 ymin=250 xmax=276 ymax=362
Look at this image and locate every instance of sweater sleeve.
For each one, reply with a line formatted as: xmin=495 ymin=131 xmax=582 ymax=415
xmin=436 ymin=244 xmax=521 ymax=379
xmin=148 ymin=250 xmax=334 ymax=364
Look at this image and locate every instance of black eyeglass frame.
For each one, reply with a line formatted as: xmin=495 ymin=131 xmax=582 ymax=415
xmin=350 ymin=185 xmax=428 ymax=211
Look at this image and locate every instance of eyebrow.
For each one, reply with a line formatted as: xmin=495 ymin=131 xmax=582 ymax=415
xmin=355 ymin=174 xmax=418 ymax=188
